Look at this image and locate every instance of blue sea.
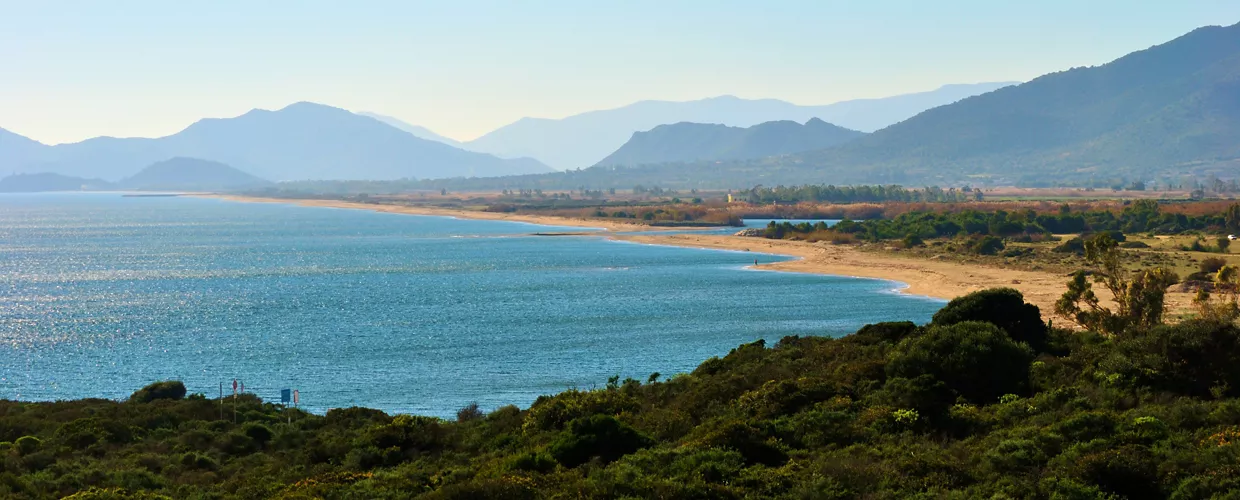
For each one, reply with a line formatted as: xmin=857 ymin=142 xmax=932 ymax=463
xmin=0 ymin=193 xmax=943 ymax=417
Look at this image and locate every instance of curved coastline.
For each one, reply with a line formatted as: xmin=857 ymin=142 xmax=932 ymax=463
xmin=194 ymin=194 xmax=1073 ymax=313
xmin=602 ymin=234 xmax=943 ymax=302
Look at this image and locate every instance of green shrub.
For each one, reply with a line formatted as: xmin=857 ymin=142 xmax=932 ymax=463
xmin=128 ymin=381 xmax=186 ymax=403
xmin=548 ymin=415 xmax=653 ymax=467
xmin=851 ymin=321 xmax=919 ymax=345
xmin=524 ymin=389 xmax=641 ymax=432
xmin=1200 ymin=257 xmax=1228 ymax=275
xmin=1054 ymin=237 xmax=1086 ymax=254
xmin=984 ymin=439 xmax=1048 ymax=473
xmin=688 ymin=420 xmax=786 ymax=466
xmin=421 ymin=479 xmax=538 ymax=500
xmin=870 ymin=375 xmax=953 ymax=424
xmin=1054 ymin=412 xmax=1117 ymax=443
xmin=932 ymin=288 xmax=1048 ymax=352
xmin=972 ymin=236 xmax=1005 ymax=255
xmin=887 ymin=322 xmax=1033 ymax=403
xmin=178 ymin=452 xmax=218 ymax=471
xmin=1075 ymin=445 xmax=1159 ymax=499
xmin=1113 ymin=320 xmax=1240 ymax=397
xmin=507 ymin=451 xmax=557 ymax=473
xmin=242 ymin=422 xmax=274 ymax=446
xmin=15 ymin=435 xmax=40 ymax=455
xmin=62 ymin=488 xmax=174 ymax=500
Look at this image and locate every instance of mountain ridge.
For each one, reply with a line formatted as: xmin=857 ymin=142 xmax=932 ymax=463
xmin=785 ymin=22 xmax=1240 ymax=184
xmin=462 ymin=82 xmax=1016 ymax=169
xmin=595 ymin=118 xmax=865 ymax=167
xmin=0 ymin=103 xmax=553 ymax=182
xmin=355 ymin=112 xmax=465 ymax=148
xmin=118 ymin=157 xmax=273 ymax=191
xmin=400 ymin=23 xmax=1240 ymax=190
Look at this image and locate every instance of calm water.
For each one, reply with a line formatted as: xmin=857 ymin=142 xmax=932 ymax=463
xmin=0 ymin=193 xmax=943 ymax=417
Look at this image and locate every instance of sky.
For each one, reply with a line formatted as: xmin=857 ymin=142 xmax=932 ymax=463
xmin=2 ymin=0 xmax=1238 ymax=145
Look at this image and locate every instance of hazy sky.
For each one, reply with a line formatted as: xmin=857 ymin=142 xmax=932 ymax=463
xmin=3 ymin=1 xmax=1238 ymax=145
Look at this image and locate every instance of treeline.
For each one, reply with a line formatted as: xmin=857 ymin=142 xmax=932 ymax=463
xmin=764 ymin=201 xmax=1240 ymax=246
xmin=4 ymin=285 xmax=1240 ymax=498
xmin=744 ymin=184 xmax=978 ymax=204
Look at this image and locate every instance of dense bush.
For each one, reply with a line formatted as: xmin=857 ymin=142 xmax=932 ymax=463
xmin=1200 ymin=256 xmax=1228 ymax=274
xmin=548 ymin=415 xmax=654 ymax=467
xmin=971 ymin=235 xmax=1006 ymax=255
xmin=887 ymin=321 xmax=1034 ymax=403
xmin=932 ymin=287 xmax=1048 ymax=351
xmin=127 ymin=381 xmax=186 ymax=403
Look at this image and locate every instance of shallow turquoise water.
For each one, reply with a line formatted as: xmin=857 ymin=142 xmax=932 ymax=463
xmin=0 ymin=193 xmax=943 ymax=417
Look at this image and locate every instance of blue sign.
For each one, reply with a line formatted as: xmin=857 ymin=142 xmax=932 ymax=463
xmin=280 ymin=389 xmax=291 ymax=403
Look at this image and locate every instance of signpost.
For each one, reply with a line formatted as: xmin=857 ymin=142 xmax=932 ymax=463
xmin=281 ymin=389 xmax=292 ymax=424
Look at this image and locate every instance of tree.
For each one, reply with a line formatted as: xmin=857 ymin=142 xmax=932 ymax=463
xmin=1055 ymin=234 xmax=1178 ymax=335
xmin=1193 ymin=265 xmax=1240 ymax=322
xmin=1225 ymin=203 xmax=1240 ymax=233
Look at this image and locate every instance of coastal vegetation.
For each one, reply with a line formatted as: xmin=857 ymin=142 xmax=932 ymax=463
xmin=5 ymin=276 xmax=1240 ymax=498
xmin=743 ymin=184 xmax=977 ymax=204
xmin=761 ymin=200 xmax=1237 ymax=243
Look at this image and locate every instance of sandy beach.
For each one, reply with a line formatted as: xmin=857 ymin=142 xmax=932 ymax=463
xmin=195 ymin=194 xmax=678 ymax=232
xmin=612 ymin=233 xmax=1078 ymax=310
xmin=199 ymin=194 xmax=1177 ymax=318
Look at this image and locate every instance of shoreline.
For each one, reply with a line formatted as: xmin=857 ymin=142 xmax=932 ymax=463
xmin=609 ymin=234 xmax=1069 ymax=308
xmin=197 ymin=194 xmax=1078 ymax=313
xmin=192 ymin=194 xmax=682 ymax=232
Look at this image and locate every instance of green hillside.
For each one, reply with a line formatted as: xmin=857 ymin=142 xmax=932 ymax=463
xmin=4 ymin=289 xmax=1240 ymax=498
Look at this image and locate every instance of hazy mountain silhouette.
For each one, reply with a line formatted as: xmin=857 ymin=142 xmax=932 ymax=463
xmin=596 ymin=118 xmax=864 ymax=167
xmin=786 ymin=21 xmax=1240 ymax=184
xmin=0 ymin=128 xmax=48 ymax=168
xmin=463 ymin=82 xmax=1014 ymax=169
xmin=0 ymin=172 xmax=113 ymax=192
xmin=0 ymin=103 xmax=552 ymax=181
xmin=438 ymin=22 xmax=1240 ymax=188
xmin=118 ymin=157 xmax=272 ymax=191
xmin=356 ymin=112 xmax=465 ymax=148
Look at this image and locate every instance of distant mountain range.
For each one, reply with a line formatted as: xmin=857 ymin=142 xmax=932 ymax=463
xmin=0 ymin=173 xmax=111 ymax=192
xmin=457 ymin=82 xmax=1014 ymax=169
xmin=787 ymin=21 xmax=1240 ymax=185
xmin=356 ymin=112 xmax=465 ymax=148
xmin=595 ymin=118 xmax=865 ymax=167
xmin=0 ymin=157 xmax=272 ymax=192
xmin=413 ymin=22 xmax=1240 ymax=190
xmin=0 ymin=103 xmax=552 ymax=182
